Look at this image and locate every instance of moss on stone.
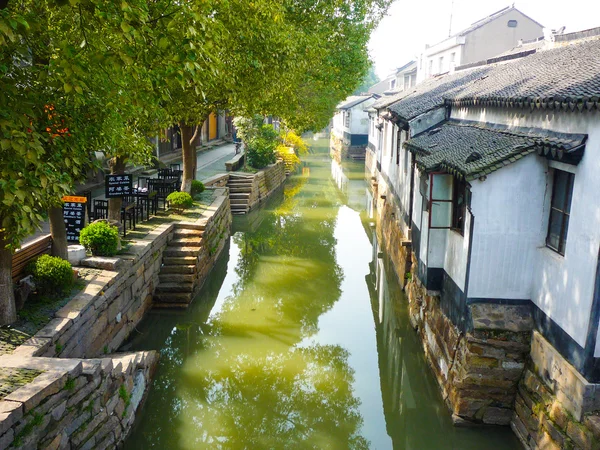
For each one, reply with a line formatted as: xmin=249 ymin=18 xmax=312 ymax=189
xmin=0 ymin=368 xmax=43 ymax=401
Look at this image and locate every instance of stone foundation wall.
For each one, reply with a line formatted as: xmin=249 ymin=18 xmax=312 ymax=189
xmin=512 ymin=331 xmax=600 ymax=449
xmin=405 ymin=258 xmax=532 ymax=425
xmin=0 ymin=351 xmax=158 ymax=449
xmin=374 ymin=180 xmax=411 ymax=292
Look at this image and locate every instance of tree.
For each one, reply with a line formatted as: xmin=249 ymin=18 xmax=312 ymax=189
xmin=354 ymin=65 xmax=380 ymax=95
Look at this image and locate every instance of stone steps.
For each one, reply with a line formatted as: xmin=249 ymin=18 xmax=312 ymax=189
xmin=173 ymin=228 xmax=204 ymax=237
xmin=230 ymin=193 xmax=250 ymax=199
xmin=162 ymin=256 xmax=197 ymax=265
xmin=153 ymin=293 xmax=192 ymax=304
xmin=160 ymin=265 xmax=196 ymax=274
xmin=159 ymin=273 xmax=195 ymax=283
xmin=163 ymin=246 xmax=202 ymax=257
xmin=170 ymin=237 xmax=203 ymax=246
xmin=230 ymin=198 xmax=248 ymax=205
xmin=155 ymin=282 xmax=194 ymax=293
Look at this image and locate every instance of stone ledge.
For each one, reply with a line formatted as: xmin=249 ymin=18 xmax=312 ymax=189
xmin=80 ymin=256 xmax=122 ymax=271
xmin=530 ymin=331 xmax=600 ymax=421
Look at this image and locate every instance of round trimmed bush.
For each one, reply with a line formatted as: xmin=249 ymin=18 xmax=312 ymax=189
xmin=167 ymin=191 xmax=194 ymax=211
xmin=26 ymin=255 xmax=73 ymax=296
xmin=191 ymin=180 xmax=205 ymax=196
xmin=79 ymin=221 xmax=120 ymax=256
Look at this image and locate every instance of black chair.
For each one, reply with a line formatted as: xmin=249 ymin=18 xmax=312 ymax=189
xmin=93 ymin=200 xmax=108 ymax=220
xmin=148 ymin=179 xmax=169 ymax=210
xmin=123 ymin=194 xmax=143 ymax=224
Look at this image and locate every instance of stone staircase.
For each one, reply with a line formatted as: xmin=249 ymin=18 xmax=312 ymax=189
xmin=153 ymin=225 xmax=205 ymax=307
xmin=227 ymin=174 xmax=254 ymax=215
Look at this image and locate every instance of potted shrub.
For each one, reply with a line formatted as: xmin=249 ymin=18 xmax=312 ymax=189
xmin=166 ymin=191 xmax=194 ymax=213
xmin=79 ymin=221 xmax=120 ymax=256
xmin=191 ymin=180 xmax=205 ymax=197
xmin=26 ymin=254 xmax=73 ymax=296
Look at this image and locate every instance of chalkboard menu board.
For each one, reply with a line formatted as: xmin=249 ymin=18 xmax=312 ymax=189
xmin=105 ymin=174 xmax=132 ymax=198
xmin=63 ymin=198 xmax=86 ymax=243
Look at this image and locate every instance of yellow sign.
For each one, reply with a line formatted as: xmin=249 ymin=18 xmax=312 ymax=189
xmin=62 ymin=196 xmax=87 ymax=203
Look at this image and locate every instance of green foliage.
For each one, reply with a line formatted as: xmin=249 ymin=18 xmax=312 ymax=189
xmin=353 ymin=65 xmax=380 ymax=95
xmin=26 ymin=255 xmax=73 ymax=296
xmin=235 ymin=116 xmax=279 ymax=169
xmin=167 ymin=192 xmax=194 ymax=211
xmin=64 ymin=377 xmax=75 ymax=391
xmin=119 ymin=384 xmax=131 ymax=417
xmin=14 ymin=412 xmax=43 ymax=446
xmin=280 ymin=131 xmax=308 ymax=155
xmin=79 ymin=221 xmax=120 ymax=257
xmin=191 ymin=180 xmax=205 ymax=196
xmin=55 ymin=342 xmax=63 ymax=355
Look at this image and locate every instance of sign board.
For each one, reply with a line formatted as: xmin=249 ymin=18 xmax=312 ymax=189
xmin=105 ymin=174 xmax=132 ymax=198
xmin=63 ymin=200 xmax=86 ymax=243
xmin=62 ymin=196 xmax=87 ymax=203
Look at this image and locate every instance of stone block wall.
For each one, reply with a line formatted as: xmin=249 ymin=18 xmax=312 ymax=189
xmin=405 ymin=257 xmax=532 ymax=426
xmin=14 ymin=223 xmax=174 ymax=360
xmin=0 ymin=351 xmax=158 ymax=449
xmin=330 ymin=135 xmax=343 ymax=164
xmin=513 ymin=332 xmax=600 ymax=449
xmin=201 ymin=174 xmax=229 ymax=188
xmin=247 ymin=161 xmax=286 ymax=212
xmin=188 ymin=192 xmax=232 ymax=293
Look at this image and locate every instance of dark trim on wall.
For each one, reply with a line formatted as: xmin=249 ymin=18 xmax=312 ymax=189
xmin=585 ymin=248 xmax=600 ymax=379
xmin=464 ymin=212 xmax=474 ymax=299
xmin=442 ymin=271 xmax=469 ymax=331
xmin=427 ymin=268 xmax=443 ymax=291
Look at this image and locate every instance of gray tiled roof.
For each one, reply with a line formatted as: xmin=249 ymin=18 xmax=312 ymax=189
xmin=336 ymin=95 xmax=372 ymax=110
xmin=448 ymin=38 xmax=600 ymax=110
xmin=388 ymin=67 xmax=491 ymax=121
xmin=404 ymin=120 xmax=587 ymax=180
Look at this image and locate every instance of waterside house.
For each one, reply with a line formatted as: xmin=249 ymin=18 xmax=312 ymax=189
xmin=330 ymin=95 xmax=376 ymax=162
xmin=366 ymin=28 xmax=600 ymax=449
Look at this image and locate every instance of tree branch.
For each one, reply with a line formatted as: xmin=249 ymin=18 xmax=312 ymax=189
xmin=189 ymin=124 xmax=199 ymax=145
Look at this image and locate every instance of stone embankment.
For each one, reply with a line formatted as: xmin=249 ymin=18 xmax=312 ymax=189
xmin=203 ymin=161 xmax=287 ymax=215
xmin=154 ymin=191 xmax=231 ymax=306
xmin=0 ymin=188 xmax=232 ymax=449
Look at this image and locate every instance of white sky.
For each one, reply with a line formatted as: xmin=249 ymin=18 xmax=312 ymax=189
xmin=369 ymin=0 xmax=600 ymax=78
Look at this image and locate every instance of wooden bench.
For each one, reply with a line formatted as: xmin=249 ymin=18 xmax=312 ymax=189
xmin=12 ymin=235 xmax=52 ymax=282
xmin=225 ymin=153 xmax=245 ymax=172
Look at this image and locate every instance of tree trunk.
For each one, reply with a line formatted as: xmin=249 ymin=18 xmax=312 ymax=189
xmin=0 ymin=231 xmax=16 ymax=325
xmin=49 ymin=206 xmax=68 ymax=259
xmin=108 ymin=156 xmax=125 ymax=222
xmin=180 ymin=124 xmax=195 ymax=193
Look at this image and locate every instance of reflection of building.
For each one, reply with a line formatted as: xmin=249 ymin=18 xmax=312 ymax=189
xmin=331 ymin=160 xmax=367 ymax=212
xmin=331 ymin=95 xmax=376 ymax=162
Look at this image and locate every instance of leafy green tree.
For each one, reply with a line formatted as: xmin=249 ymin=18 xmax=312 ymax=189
xmin=354 ymin=65 xmax=380 ymax=95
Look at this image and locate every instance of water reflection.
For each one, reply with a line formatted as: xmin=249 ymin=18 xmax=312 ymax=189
xmin=125 ymin=140 xmax=519 ymax=449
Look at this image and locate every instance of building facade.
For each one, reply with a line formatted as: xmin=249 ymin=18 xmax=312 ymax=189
xmin=365 ymin=29 xmax=600 ymax=448
xmin=417 ymin=6 xmax=544 ymax=82
xmin=331 ymin=95 xmax=376 ymax=161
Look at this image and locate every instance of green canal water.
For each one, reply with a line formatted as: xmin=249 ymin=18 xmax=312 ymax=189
xmin=124 ymin=141 xmax=520 ymax=449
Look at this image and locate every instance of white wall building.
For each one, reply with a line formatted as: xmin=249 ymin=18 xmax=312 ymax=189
xmin=371 ymin=31 xmax=600 ymax=383
xmin=417 ymin=6 xmax=544 ymax=82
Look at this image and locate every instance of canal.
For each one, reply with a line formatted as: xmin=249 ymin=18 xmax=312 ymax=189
xmin=123 ymin=140 xmax=520 ymax=449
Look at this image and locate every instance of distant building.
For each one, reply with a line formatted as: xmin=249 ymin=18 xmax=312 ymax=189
xmin=417 ymin=6 xmax=544 ymax=82
xmin=330 ymin=95 xmax=375 ymax=161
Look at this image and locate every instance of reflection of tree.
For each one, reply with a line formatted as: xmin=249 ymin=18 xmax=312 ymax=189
xmin=176 ymin=344 xmax=369 ymax=449
xmin=229 ymin=155 xmax=344 ymax=337
xmin=127 ymin=147 xmax=370 ymax=449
